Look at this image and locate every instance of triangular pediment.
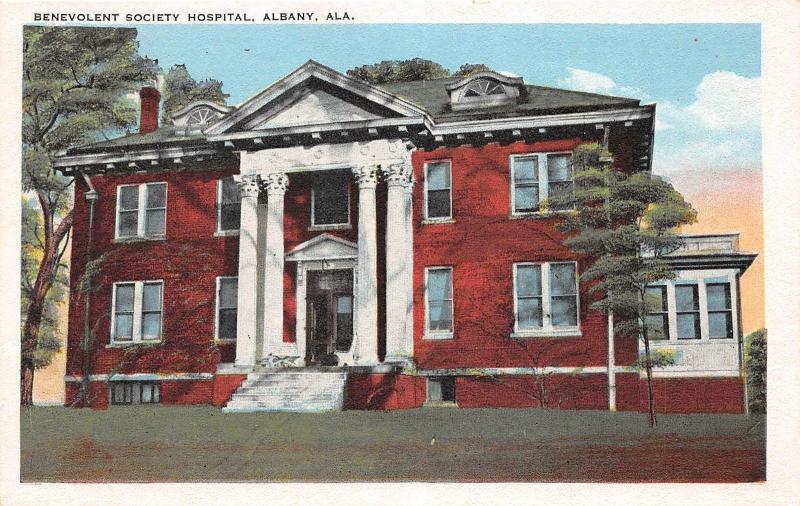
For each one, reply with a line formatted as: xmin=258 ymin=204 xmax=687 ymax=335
xmin=285 ymin=233 xmax=358 ymax=262
xmin=206 ymin=60 xmax=428 ymax=136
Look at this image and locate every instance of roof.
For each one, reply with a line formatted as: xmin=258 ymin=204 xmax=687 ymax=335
xmin=379 ymin=78 xmax=639 ymax=120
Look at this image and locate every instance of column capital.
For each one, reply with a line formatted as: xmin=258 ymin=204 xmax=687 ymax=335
xmin=382 ymin=162 xmax=413 ymax=188
xmin=261 ymin=173 xmax=290 ymax=195
xmin=352 ymin=165 xmax=379 ymax=189
xmin=234 ymin=174 xmax=260 ymax=199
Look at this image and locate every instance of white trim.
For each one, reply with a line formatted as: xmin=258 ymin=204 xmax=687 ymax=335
xmin=215 ymin=276 xmax=238 ymax=341
xmin=423 ymin=159 xmax=453 ymax=221
xmin=65 ymin=373 xmax=213 ymax=382
xmin=110 ymin=280 xmax=164 ymax=345
xmin=115 ymin=182 xmax=168 ymax=240
xmin=310 ymin=172 xmax=351 ymax=228
xmin=510 ymin=152 xmax=572 ymax=216
xmin=418 ymin=366 xmax=611 ymax=376
xmin=423 ymin=266 xmax=454 ymax=340
xmin=285 ymin=233 xmax=358 ymax=262
xmin=512 ymin=262 xmax=581 ymax=337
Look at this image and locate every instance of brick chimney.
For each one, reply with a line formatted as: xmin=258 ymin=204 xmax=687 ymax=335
xmin=139 ymin=86 xmax=160 ymax=134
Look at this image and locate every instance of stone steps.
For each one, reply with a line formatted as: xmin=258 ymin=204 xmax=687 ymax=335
xmin=222 ymin=370 xmax=348 ymax=413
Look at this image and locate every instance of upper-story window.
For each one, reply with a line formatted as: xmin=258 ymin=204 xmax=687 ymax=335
xmin=513 ymin=261 xmax=580 ymax=337
xmin=116 ymin=182 xmax=167 ymax=239
xmin=645 ymin=278 xmax=736 ymax=341
xmin=510 ymin=153 xmax=573 ymax=214
xmin=111 ymin=280 xmax=163 ymax=344
xmin=424 ymin=161 xmax=452 ymax=220
xmin=312 ymin=171 xmax=350 ymax=228
xmin=217 ymin=177 xmax=241 ymax=232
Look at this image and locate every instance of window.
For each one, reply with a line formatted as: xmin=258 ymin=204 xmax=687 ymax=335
xmin=424 ymin=161 xmax=452 ymax=220
xmin=215 ymin=277 xmax=238 ymax=341
xmin=463 ymin=79 xmax=505 ymax=97
xmin=110 ymin=382 xmax=161 ymax=405
xmin=427 ymin=377 xmax=456 ymax=404
xmin=706 ymin=283 xmax=733 ymax=339
xmin=312 ymin=171 xmax=350 ymax=227
xmin=513 ymin=262 xmax=579 ymax=336
xmin=217 ymin=177 xmax=241 ymax=232
xmin=511 ymin=153 xmax=573 ymax=214
xmin=645 ymin=286 xmax=670 ymax=340
xmin=111 ymin=281 xmax=163 ymax=343
xmin=425 ymin=267 xmax=453 ymax=338
xmin=116 ymin=182 xmax=167 ymax=239
xmin=675 ymin=284 xmax=701 ymax=340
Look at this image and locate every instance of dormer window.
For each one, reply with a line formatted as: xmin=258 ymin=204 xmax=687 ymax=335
xmin=170 ymin=101 xmax=233 ymax=133
xmin=447 ymin=71 xmax=526 ymax=111
xmin=463 ymin=80 xmax=506 ymax=98
xmin=186 ymin=107 xmax=218 ymax=126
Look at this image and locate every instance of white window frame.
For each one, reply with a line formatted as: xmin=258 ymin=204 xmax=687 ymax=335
xmin=216 ymin=177 xmax=241 ymax=234
xmin=512 ymin=261 xmax=581 ymax=338
xmin=310 ymin=172 xmax=352 ymax=229
xmin=110 ymin=280 xmax=164 ymax=345
xmin=510 ymin=152 xmax=573 ymax=216
xmin=423 ymin=160 xmax=453 ymax=222
xmin=649 ymin=272 xmax=739 ymax=343
xmin=214 ymin=276 xmax=238 ymax=341
xmin=115 ymin=182 xmax=168 ymax=240
xmin=423 ymin=266 xmax=454 ymax=340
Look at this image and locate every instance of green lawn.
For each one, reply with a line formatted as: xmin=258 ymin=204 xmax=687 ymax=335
xmin=20 ymin=406 xmax=765 ymax=482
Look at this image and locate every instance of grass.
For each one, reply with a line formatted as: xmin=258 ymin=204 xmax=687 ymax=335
xmin=20 ymin=406 xmax=765 ymax=482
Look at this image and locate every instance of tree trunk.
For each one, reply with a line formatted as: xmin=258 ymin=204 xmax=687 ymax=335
xmin=20 ymin=195 xmax=73 ymax=406
xmin=643 ymin=329 xmax=657 ymax=428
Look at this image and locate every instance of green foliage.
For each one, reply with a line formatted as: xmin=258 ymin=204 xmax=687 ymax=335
xmin=21 ymin=197 xmax=66 ymax=369
xmin=160 ymin=64 xmax=229 ymax=121
xmin=554 ymin=143 xmax=697 ymax=341
xmin=633 ymin=348 xmax=676 ymax=370
xmin=346 ymin=59 xmax=493 ymax=84
xmin=745 ymin=328 xmax=766 ymax=414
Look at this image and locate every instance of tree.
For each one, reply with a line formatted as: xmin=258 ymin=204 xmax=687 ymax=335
xmin=346 ymin=59 xmax=494 ymax=84
xmin=553 ymin=143 xmax=697 ymax=427
xmin=745 ymin=328 xmax=766 ymax=414
xmin=160 ymin=64 xmax=229 ymax=121
xmin=21 ymin=26 xmax=158 ymax=406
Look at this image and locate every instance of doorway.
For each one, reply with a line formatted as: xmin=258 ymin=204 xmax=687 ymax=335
xmin=305 ymin=269 xmax=354 ymax=365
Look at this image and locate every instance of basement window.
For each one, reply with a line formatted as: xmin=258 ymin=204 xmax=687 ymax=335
xmin=109 ymin=381 xmax=161 ymax=405
xmin=427 ymin=377 xmax=456 ymax=404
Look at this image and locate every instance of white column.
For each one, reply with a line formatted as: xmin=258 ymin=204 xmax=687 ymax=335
xmin=260 ymin=173 xmax=289 ymax=362
xmin=403 ymin=172 xmax=415 ymax=359
xmin=383 ymin=162 xmax=413 ymax=363
xmin=234 ymin=175 xmax=260 ymax=367
xmin=352 ymin=165 xmax=380 ymax=365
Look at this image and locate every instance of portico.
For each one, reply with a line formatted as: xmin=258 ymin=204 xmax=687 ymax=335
xmin=232 ymin=139 xmax=415 ymax=369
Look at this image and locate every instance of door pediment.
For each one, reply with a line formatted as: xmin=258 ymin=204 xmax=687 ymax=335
xmin=286 ymin=233 xmax=358 ymax=262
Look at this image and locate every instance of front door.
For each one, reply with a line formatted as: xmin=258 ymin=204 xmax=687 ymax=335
xmin=305 ymin=269 xmax=354 ymax=365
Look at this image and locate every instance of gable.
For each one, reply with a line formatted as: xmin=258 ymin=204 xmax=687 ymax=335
xmin=243 ymin=84 xmax=387 ymax=131
xmin=285 ymin=233 xmax=358 ymax=262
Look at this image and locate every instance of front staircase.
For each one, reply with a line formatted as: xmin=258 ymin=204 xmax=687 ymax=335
xmin=222 ymin=369 xmax=348 ymax=413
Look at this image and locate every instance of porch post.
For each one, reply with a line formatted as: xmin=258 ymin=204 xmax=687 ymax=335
xmin=233 ymin=174 xmax=260 ymax=367
xmin=261 ymin=173 xmax=289 ymax=361
xmin=352 ymin=165 xmax=380 ymax=365
xmin=403 ymin=171 xmax=415 ymax=359
xmin=383 ymin=162 xmax=413 ymax=363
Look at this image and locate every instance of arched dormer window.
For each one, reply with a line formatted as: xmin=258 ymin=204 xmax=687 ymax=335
xmin=170 ymin=101 xmax=233 ymax=134
xmin=447 ymin=71 xmax=526 ymax=111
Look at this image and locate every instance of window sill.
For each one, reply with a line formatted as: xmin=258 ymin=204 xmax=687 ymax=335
xmin=422 ymin=218 xmax=455 ymax=225
xmin=214 ymin=230 xmax=240 ymax=237
xmin=308 ymin=223 xmax=352 ymax=232
xmin=423 ymin=333 xmax=454 ymax=341
xmin=424 ymin=401 xmax=458 ymax=408
xmin=214 ymin=338 xmax=237 ymax=344
xmin=106 ymin=341 xmax=162 ymax=349
xmin=651 ymin=339 xmax=735 ymax=346
xmin=510 ymin=328 xmax=582 ymax=339
xmin=113 ymin=236 xmax=166 ymax=244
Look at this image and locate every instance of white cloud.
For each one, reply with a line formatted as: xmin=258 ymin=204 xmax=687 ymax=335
xmin=557 ymin=67 xmax=646 ymax=99
xmin=684 ymin=71 xmax=759 ymax=130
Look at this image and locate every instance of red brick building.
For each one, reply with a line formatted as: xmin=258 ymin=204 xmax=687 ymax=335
xmin=55 ymin=61 xmax=755 ymax=412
